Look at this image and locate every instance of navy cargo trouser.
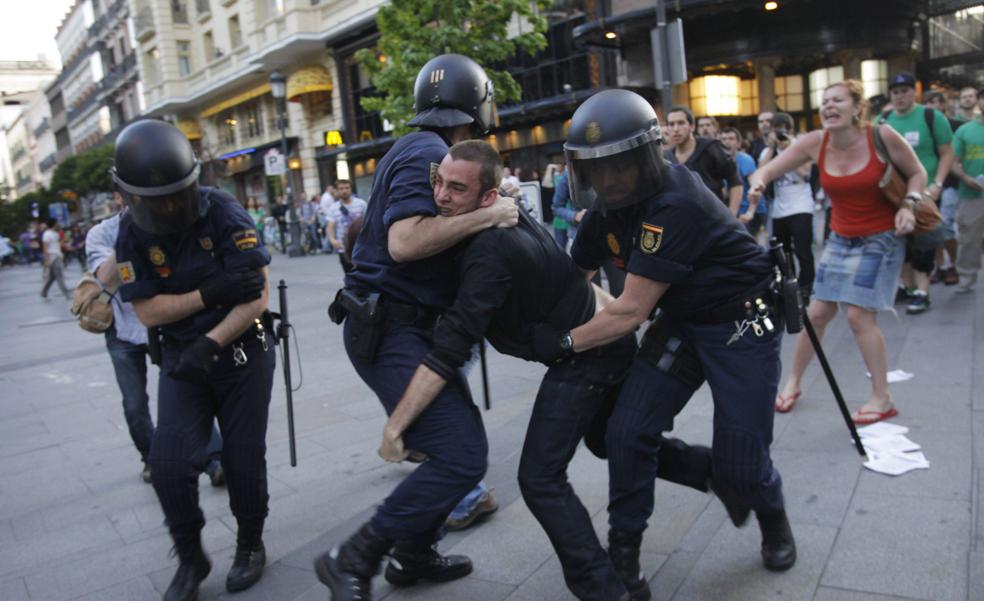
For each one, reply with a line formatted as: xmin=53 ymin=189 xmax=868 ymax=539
xmin=520 ymin=335 xmax=713 ymax=601
xmin=607 ymin=319 xmax=784 ymax=535
xmin=151 ymin=334 xmax=275 ymax=542
xmin=345 ymin=319 xmax=487 ymax=547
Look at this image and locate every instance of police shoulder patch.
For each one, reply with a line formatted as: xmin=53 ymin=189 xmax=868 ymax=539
xmin=607 ymin=233 xmax=621 ymax=256
xmin=640 ymin=223 xmax=663 ymax=254
xmin=117 ymin=261 xmax=135 ymax=284
xmin=232 ymin=229 xmax=258 ymax=251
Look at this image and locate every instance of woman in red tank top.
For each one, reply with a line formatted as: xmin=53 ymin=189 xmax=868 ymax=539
xmin=748 ymin=79 xmax=926 ymax=425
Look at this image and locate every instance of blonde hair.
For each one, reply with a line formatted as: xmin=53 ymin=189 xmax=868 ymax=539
xmin=823 ymin=79 xmax=869 ymax=129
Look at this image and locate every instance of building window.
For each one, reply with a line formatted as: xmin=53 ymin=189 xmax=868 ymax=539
xmin=196 ymin=0 xmax=209 ymax=17
xmin=774 ymin=75 xmax=804 ymax=112
xmin=229 ymin=15 xmax=242 ymax=48
xmin=808 ymin=66 xmax=844 ymax=110
xmin=688 ymin=75 xmax=741 ymax=116
xmin=241 ymin=101 xmax=263 ymax=139
xmin=203 ymin=31 xmax=216 ymax=61
xmin=861 ymin=59 xmax=888 ymax=99
xmin=929 ymin=6 xmax=984 ymax=59
xmin=177 ymin=40 xmax=192 ymax=76
xmin=740 ymin=78 xmax=759 ymax=116
xmin=144 ymin=47 xmax=161 ymax=84
xmin=171 ymin=0 xmax=189 ymax=23
xmin=346 ymin=58 xmax=385 ymax=141
xmin=218 ymin=111 xmax=237 ymax=146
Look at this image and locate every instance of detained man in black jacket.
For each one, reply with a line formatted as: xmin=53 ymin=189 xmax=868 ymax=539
xmin=377 ymin=140 xmax=729 ymax=601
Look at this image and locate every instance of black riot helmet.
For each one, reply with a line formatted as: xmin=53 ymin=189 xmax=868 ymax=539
xmin=406 ymin=54 xmax=496 ymax=135
xmin=564 ymin=89 xmax=665 ymax=211
xmin=112 ymin=119 xmax=206 ymax=236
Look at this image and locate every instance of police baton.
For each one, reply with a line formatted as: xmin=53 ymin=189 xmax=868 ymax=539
xmin=479 ymin=339 xmax=491 ymax=411
xmin=771 ymin=239 xmax=866 ymax=458
xmin=276 ymin=280 xmax=298 ymax=466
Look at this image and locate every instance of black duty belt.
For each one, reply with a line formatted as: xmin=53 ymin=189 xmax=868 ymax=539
xmin=382 ymin=298 xmax=441 ymax=329
xmin=686 ymin=276 xmax=775 ymax=325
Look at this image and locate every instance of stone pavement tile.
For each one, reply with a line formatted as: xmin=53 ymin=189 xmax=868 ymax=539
xmin=0 ymin=444 xmax=64 ymax=478
xmin=649 ymin=549 xmax=701 ymax=601
xmin=768 ymin=398 xmax=855 ymax=454
xmin=70 ymin=575 xmax=158 ymax=601
xmin=974 ymin=412 xmax=984 ymax=468
xmin=855 ymin=431 xmax=972 ymax=503
xmin=821 ymin=492 xmax=970 ymax=601
xmin=444 ymin=494 xmax=555 ymax=586
xmin=0 ymin=517 xmax=13 ymax=544
xmin=381 ymin=576 xmax=516 ymax=601
xmin=968 ymin=549 xmax=984 ymax=601
xmin=0 ymin=416 xmax=52 ymax=459
xmin=0 ymin=513 xmax=122 ymax=581
xmin=812 ymin=586 xmax=936 ymax=601
xmin=500 ymin=555 xmax=576 ymax=601
xmin=672 ymin=523 xmax=837 ymax=601
xmin=208 ymin=563 xmax=316 ymax=600
xmin=976 ymin=471 xmax=984 ymax=548
xmin=888 ymin=385 xmax=972 ymax=435
xmin=771 ymin=449 xmax=860 ymax=527
xmin=0 ymin=577 xmax=30 ymax=601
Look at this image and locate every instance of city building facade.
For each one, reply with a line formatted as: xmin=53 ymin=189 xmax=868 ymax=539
xmin=0 ymin=59 xmax=60 ymax=201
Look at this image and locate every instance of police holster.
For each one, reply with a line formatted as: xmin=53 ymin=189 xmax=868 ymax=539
xmin=146 ymin=327 xmax=162 ymax=365
xmin=637 ymin=311 xmax=704 ymax=389
xmin=329 ymin=288 xmax=384 ymax=361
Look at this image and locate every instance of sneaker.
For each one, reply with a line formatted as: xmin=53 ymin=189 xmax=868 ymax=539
xmin=141 ymin=462 xmax=152 ymax=483
xmin=956 ymin=277 xmax=976 ymax=294
xmin=894 ymin=286 xmax=915 ymax=304
xmin=906 ymin=291 xmax=930 ymax=314
xmin=445 ymin=490 xmax=498 ymax=531
xmin=943 ymin=267 xmax=960 ymax=286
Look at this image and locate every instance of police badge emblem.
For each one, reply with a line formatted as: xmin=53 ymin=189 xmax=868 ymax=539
xmin=199 ymin=237 xmax=213 ymax=251
xmin=585 ymin=121 xmax=603 ymax=144
xmin=149 ymin=246 xmax=166 ymax=265
xmin=640 ymin=223 xmax=663 ymax=254
xmin=607 ymin=233 xmax=621 ymax=256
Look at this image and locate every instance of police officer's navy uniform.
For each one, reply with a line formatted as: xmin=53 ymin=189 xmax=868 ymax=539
xmin=423 ymin=208 xmax=716 ymax=601
xmin=116 ymin=187 xmax=276 ymax=596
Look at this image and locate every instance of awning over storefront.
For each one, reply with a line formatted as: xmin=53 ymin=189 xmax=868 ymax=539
xmin=287 ymin=64 xmax=333 ymax=103
xmin=176 ymin=119 xmax=201 ymax=140
xmin=200 ymin=83 xmax=272 ymax=119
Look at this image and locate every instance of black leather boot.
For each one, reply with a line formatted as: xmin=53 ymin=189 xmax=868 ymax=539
xmin=164 ymin=537 xmax=211 ymax=601
xmin=383 ymin=542 xmax=473 ymax=586
xmin=757 ymin=509 xmax=797 ymax=571
xmin=226 ymin=540 xmax=266 ymax=592
xmin=608 ymin=530 xmax=651 ymax=601
xmin=708 ymin=478 xmax=751 ymax=528
xmin=314 ymin=523 xmax=392 ymax=601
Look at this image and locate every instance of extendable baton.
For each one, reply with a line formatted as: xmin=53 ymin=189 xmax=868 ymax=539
xmin=479 ymin=339 xmax=491 ymax=411
xmin=277 ymin=280 xmax=298 ymax=466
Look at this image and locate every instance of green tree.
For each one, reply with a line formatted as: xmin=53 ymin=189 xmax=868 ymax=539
xmin=356 ymin=0 xmax=549 ymax=137
xmin=49 ymin=145 xmax=114 ymax=197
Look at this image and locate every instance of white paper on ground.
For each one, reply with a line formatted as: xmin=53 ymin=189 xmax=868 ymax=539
xmin=863 ymin=451 xmax=930 ymax=476
xmin=862 ymin=434 xmax=921 ymax=454
xmin=857 ymin=422 xmax=909 ymax=438
xmin=865 ymin=369 xmax=914 ymax=383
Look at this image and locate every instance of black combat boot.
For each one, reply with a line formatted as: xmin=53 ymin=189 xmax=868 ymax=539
xmin=225 ymin=539 xmax=266 ymax=592
xmin=708 ymin=478 xmax=751 ymax=528
xmin=164 ymin=536 xmax=211 ymax=601
xmin=608 ymin=529 xmax=651 ymax=601
xmin=757 ymin=509 xmax=797 ymax=571
xmin=314 ymin=523 xmax=393 ymax=601
xmin=383 ymin=542 xmax=473 ymax=586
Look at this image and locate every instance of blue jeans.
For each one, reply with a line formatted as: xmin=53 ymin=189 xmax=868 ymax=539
xmin=448 ymin=481 xmax=488 ymax=521
xmin=106 ymin=327 xmax=154 ymax=463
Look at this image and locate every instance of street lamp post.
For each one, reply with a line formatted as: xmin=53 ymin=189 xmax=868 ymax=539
xmin=269 ymin=69 xmax=303 ymax=257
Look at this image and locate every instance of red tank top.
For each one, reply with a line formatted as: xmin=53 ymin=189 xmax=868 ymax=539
xmin=818 ymin=126 xmax=897 ymax=238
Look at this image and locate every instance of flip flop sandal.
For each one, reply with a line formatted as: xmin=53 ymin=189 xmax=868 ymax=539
xmin=852 ymin=407 xmax=899 ymax=425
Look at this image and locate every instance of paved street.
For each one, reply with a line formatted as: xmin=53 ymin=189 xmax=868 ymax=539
xmin=0 ymin=251 xmax=982 ymax=601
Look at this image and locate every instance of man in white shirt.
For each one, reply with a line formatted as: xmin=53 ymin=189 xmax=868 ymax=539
xmin=325 ymin=179 xmax=368 ymax=272
xmin=40 ymin=219 xmax=71 ymax=299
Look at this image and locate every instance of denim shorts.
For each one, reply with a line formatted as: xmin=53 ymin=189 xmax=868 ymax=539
xmin=813 ymin=230 xmax=905 ymax=311
xmin=940 ymin=187 xmax=958 ymax=241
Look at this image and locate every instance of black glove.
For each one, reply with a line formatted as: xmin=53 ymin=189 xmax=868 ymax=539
xmin=169 ymin=336 xmax=221 ymax=383
xmin=531 ymin=322 xmax=572 ymax=365
xmin=199 ymin=269 xmax=265 ymax=308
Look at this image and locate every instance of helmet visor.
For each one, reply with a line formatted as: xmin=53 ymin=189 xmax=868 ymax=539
xmin=124 ymin=184 xmax=205 ymax=236
xmin=565 ymin=139 xmax=664 ymax=211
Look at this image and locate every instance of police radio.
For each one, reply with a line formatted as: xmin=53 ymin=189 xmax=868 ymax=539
xmin=769 ymin=238 xmax=803 ymax=334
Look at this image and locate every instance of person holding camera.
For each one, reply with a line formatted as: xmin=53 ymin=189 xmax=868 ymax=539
xmin=758 ymin=112 xmax=816 ymax=298
xmin=749 ymin=80 xmax=924 ymax=422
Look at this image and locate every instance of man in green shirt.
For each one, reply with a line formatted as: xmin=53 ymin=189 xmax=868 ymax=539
xmin=951 ymin=87 xmax=984 ymax=293
xmin=882 ymin=72 xmax=955 ymax=314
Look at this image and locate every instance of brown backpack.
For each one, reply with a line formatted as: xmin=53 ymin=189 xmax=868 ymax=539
xmin=71 ymin=271 xmax=118 ymax=333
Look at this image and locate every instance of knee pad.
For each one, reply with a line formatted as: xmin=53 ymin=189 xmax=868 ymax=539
xmin=712 ymin=427 xmax=771 ymax=496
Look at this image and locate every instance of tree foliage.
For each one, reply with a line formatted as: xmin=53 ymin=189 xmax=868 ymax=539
xmin=50 ymin=144 xmax=114 ymax=196
xmin=356 ymin=0 xmax=550 ymax=137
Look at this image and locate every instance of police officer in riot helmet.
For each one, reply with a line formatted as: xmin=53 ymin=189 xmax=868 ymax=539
xmin=536 ymin=89 xmax=797 ymax=598
xmin=114 ymin=119 xmax=276 ymax=601
xmin=315 ymin=55 xmax=517 ymax=601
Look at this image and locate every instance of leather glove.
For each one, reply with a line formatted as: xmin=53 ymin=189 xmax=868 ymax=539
xmin=169 ymin=336 xmax=221 ymax=383
xmin=531 ymin=322 xmax=572 ymax=365
xmin=199 ymin=269 xmax=265 ymax=308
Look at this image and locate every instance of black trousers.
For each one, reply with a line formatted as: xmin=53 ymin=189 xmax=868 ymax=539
xmin=772 ymin=212 xmax=815 ymax=295
xmin=518 ymin=336 xmax=711 ymax=601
